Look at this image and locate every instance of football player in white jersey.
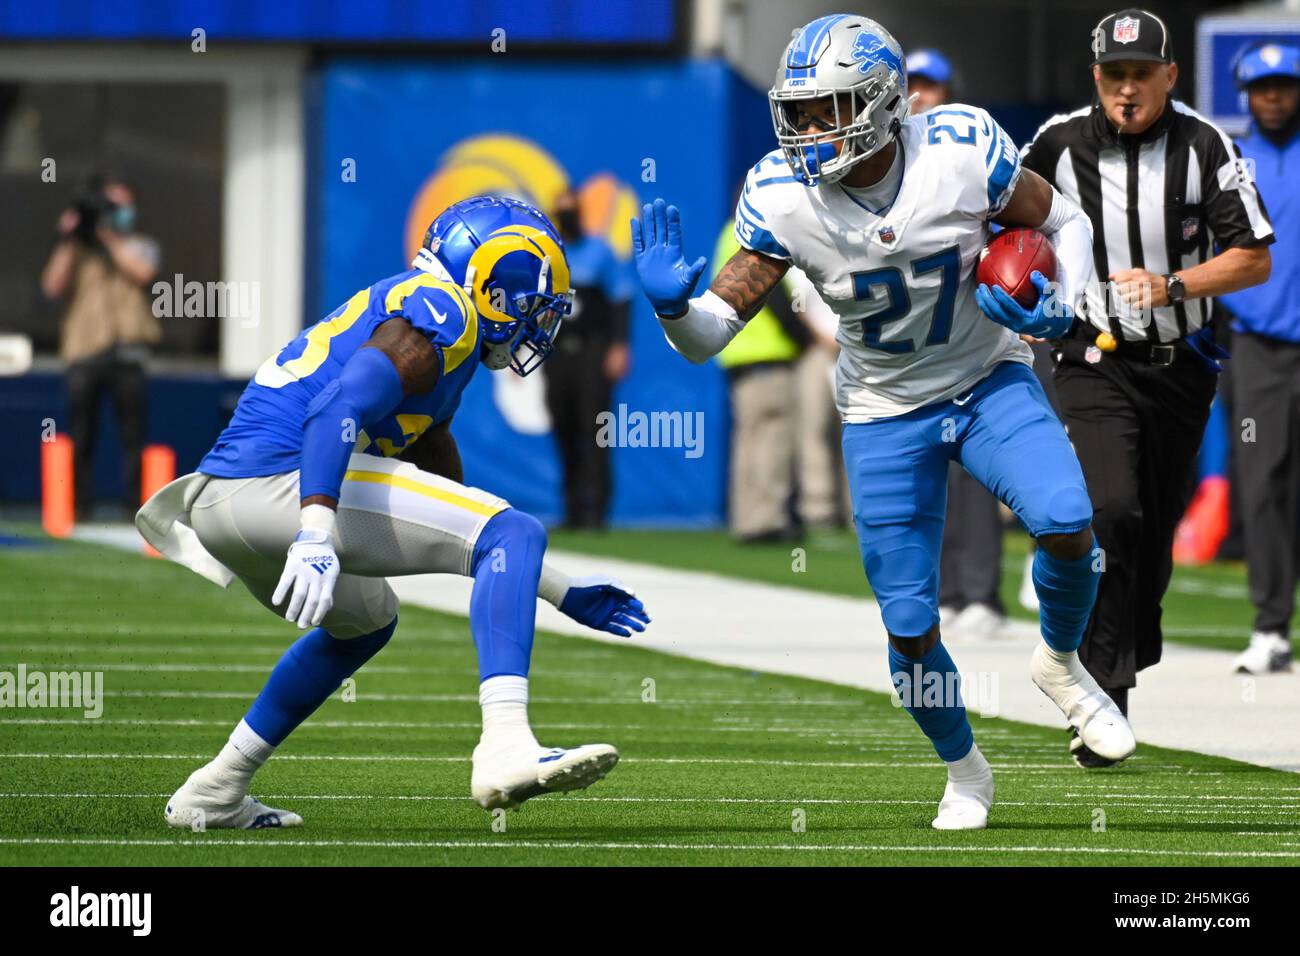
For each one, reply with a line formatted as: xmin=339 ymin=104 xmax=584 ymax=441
xmin=632 ymin=14 xmax=1136 ymax=829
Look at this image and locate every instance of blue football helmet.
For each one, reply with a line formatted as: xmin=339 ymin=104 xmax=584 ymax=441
xmin=414 ymin=196 xmax=572 ymax=376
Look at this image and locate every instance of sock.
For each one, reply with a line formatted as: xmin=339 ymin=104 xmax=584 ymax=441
xmin=242 ymin=616 xmax=397 ymax=746
xmin=888 ymin=640 xmax=973 ymax=762
xmin=201 ymin=723 xmax=270 ymax=796
xmin=945 ymin=742 xmax=988 ymax=777
xmin=1033 ymin=537 xmax=1099 ymax=653
xmin=469 ymin=509 xmax=548 ymax=682
xmin=479 ymin=674 xmax=538 ymax=747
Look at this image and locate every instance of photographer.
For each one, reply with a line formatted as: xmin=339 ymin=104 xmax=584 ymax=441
xmin=40 ymin=178 xmax=162 ymax=519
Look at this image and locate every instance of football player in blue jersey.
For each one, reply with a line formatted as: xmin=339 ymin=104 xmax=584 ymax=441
xmin=138 ymin=196 xmax=650 ymax=829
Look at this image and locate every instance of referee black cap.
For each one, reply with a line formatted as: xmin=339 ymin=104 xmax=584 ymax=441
xmin=1091 ymin=9 xmax=1173 ymax=65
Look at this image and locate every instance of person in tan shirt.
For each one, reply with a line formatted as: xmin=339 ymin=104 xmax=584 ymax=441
xmin=41 ymin=178 xmax=161 ymax=518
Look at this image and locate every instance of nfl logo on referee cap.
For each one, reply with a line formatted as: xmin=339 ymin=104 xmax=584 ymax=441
xmin=1113 ymin=16 xmax=1140 ymax=44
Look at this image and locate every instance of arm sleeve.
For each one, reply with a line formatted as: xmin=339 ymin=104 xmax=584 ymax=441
xmin=658 ymin=290 xmax=746 ymax=364
xmin=1037 ymin=187 xmax=1096 ymax=315
xmin=298 ymin=347 xmax=405 ymax=501
xmin=1201 ymin=132 xmax=1275 ymax=250
xmin=976 ymin=109 xmax=1023 ymax=219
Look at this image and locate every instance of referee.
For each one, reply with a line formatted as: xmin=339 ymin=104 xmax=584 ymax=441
xmin=1021 ymin=8 xmax=1274 ymax=766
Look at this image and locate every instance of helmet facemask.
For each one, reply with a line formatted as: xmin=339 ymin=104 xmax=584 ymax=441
xmin=467 ymin=256 xmax=572 ymax=377
xmin=768 ymin=17 xmax=913 ymax=187
xmin=770 ymin=80 xmax=911 ymax=187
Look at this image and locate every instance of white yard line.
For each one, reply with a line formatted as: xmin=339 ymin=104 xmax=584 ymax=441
xmin=383 ymin=549 xmax=1300 ymax=773
xmin=64 ymin=526 xmax=1300 ymax=772
xmin=1 ymin=836 xmax=1296 ymax=859
xmin=0 ymin=752 xmax=1089 ymax=769
xmin=1 ymin=792 xmax=1296 ymax=815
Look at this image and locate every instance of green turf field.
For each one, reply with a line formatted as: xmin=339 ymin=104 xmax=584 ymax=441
xmin=2 ymin=530 xmax=1298 ymax=866
xmin=550 ymin=527 xmax=1279 ymax=654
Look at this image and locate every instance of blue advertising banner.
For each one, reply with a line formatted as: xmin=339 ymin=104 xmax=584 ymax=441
xmin=317 ymin=58 xmax=773 ymax=526
xmin=1 ymin=0 xmax=676 ymax=45
xmin=1197 ymin=15 xmax=1300 ymax=135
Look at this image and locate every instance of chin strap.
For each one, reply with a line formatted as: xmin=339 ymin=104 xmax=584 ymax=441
xmin=482 ymin=342 xmax=513 ymax=371
xmin=410 ymin=247 xmax=453 ymax=281
xmin=537 ymin=255 xmax=550 ymax=295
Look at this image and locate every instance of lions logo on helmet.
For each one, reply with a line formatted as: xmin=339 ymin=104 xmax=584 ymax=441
xmin=769 ymin=14 xmax=913 ymax=186
xmin=416 ymin=196 xmax=572 ymax=376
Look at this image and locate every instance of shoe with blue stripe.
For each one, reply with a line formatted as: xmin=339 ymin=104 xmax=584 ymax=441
xmin=471 ymin=739 xmax=620 ymax=810
xmin=164 ymin=769 xmax=303 ymax=830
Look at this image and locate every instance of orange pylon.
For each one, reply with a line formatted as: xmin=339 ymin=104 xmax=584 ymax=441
xmin=41 ymin=435 xmax=75 ymax=539
xmin=140 ymin=444 xmax=176 ymax=557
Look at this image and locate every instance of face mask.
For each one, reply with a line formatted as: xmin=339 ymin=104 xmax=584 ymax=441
xmin=110 ymin=205 xmax=136 ymax=233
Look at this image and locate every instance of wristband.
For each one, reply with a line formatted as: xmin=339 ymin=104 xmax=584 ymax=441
xmin=300 ymin=503 xmax=337 ymax=540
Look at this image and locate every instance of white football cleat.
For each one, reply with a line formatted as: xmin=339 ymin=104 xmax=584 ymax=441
xmin=951 ymin=602 xmax=1007 ymax=640
xmin=932 ymin=744 xmax=994 ymax=830
xmin=1030 ymin=642 xmax=1136 ymax=762
xmin=471 ymin=738 xmax=619 ymax=810
xmin=1232 ymin=632 xmax=1292 ymax=675
xmin=164 ymin=766 xmax=302 ymax=830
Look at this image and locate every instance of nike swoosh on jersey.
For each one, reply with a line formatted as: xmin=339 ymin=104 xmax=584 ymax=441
xmin=423 ymin=297 xmax=448 ymax=325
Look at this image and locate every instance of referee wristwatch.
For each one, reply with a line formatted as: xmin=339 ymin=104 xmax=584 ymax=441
xmin=1164 ymin=273 xmax=1186 ymax=304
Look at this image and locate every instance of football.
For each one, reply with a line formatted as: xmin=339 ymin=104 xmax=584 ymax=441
xmin=976 ymin=227 xmax=1058 ymax=309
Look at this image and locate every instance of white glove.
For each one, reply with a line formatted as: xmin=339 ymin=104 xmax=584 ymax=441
xmin=272 ymin=528 xmax=340 ymax=628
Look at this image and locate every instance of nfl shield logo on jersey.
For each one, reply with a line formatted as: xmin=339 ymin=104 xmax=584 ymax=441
xmin=878 ymin=225 xmax=896 ymax=243
xmin=1085 ymin=345 xmax=1103 ymax=364
xmin=1182 ymin=217 xmax=1200 ymax=241
xmin=1113 ymin=16 xmax=1140 ymax=44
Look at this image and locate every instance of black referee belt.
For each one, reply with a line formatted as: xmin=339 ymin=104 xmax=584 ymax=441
xmin=1066 ymin=322 xmax=1188 ymax=367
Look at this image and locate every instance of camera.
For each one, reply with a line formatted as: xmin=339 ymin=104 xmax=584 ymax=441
xmin=66 ymin=176 xmax=124 ymax=243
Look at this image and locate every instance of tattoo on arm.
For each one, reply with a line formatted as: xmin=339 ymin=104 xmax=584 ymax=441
xmin=399 ymin=420 xmax=463 ymax=484
xmin=365 ymin=317 xmax=442 ymax=396
xmin=709 ymin=248 xmax=790 ymax=321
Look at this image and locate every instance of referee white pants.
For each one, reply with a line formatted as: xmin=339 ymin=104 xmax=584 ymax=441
xmin=184 ymin=455 xmax=510 ymax=638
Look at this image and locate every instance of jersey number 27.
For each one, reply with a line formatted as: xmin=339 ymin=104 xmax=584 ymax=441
xmin=851 ymin=244 xmax=960 ymax=353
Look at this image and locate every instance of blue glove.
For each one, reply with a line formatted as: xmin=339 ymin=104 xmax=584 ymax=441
xmin=558 ymin=575 xmax=651 ymax=638
xmin=1183 ymin=324 xmax=1230 ymax=373
xmin=630 ymin=198 xmax=707 ymax=318
xmin=975 ymin=270 xmax=1073 ymax=339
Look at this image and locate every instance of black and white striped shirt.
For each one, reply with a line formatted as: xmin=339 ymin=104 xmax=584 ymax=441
xmin=1022 ymin=99 xmax=1274 ymax=343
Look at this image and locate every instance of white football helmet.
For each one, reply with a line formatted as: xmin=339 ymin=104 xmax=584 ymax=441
xmin=769 ymin=14 xmax=914 ymax=186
